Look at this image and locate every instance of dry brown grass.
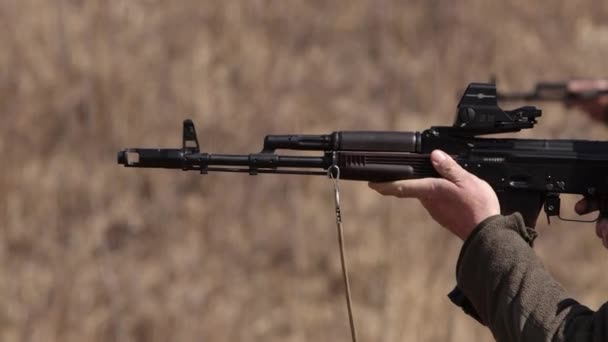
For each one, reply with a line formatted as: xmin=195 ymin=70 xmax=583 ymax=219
xmin=1 ymin=1 xmax=608 ymax=341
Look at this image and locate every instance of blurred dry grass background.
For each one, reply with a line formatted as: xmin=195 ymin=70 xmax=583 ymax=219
xmin=1 ymin=1 xmax=608 ymax=341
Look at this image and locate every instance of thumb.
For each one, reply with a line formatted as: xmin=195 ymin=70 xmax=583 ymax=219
xmin=431 ymin=150 xmax=468 ymax=184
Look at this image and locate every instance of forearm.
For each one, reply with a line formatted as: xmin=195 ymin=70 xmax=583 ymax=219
xmin=456 ymin=214 xmax=607 ymax=342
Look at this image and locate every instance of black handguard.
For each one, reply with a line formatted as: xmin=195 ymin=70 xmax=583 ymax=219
xmin=118 ymin=83 xmax=608 ymax=227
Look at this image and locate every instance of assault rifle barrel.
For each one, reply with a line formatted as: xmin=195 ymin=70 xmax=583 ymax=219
xmin=118 ymin=148 xmax=329 ymax=170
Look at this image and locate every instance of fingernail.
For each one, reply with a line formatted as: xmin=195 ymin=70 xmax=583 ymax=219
xmin=433 ymin=150 xmax=447 ymax=162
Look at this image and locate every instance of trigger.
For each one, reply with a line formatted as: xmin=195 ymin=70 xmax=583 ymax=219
xmin=544 ymin=193 xmax=561 ymax=224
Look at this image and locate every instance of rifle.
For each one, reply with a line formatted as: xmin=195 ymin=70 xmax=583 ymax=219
xmin=118 ymin=82 xmax=608 ymax=341
xmin=117 ymin=83 xmax=608 ymax=228
xmin=495 ymin=80 xmax=608 ymax=102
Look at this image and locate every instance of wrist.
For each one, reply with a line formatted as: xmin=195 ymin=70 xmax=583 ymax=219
xmin=460 ymin=214 xmax=502 ymax=241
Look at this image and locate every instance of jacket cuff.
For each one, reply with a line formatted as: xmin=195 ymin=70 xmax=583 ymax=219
xmin=448 ymin=213 xmax=537 ymax=324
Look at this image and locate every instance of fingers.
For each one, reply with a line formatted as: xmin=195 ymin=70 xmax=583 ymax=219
xmin=368 ymin=178 xmax=441 ymax=198
xmin=369 ymin=150 xmax=469 ymax=198
xmin=430 ymin=150 xmax=468 ymax=184
xmin=566 ymin=80 xmax=608 ymax=112
xmin=577 ymin=199 xmax=608 ymax=249
xmin=575 ymin=197 xmax=598 ymax=215
xmin=597 ymin=218 xmax=608 ymax=249
xmin=575 ymin=197 xmax=608 ymax=216
xmin=567 ymin=79 xmax=608 ymax=92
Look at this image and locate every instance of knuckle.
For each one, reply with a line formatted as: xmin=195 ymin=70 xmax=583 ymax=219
xmin=428 ymin=179 xmax=440 ymax=194
xmin=442 ymin=164 xmax=453 ymax=174
xmin=457 ymin=176 xmax=476 ymax=189
xmin=417 ymin=181 xmax=435 ymax=201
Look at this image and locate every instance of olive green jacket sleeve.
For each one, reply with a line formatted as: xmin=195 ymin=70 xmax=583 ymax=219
xmin=453 ymin=213 xmax=608 ymax=342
